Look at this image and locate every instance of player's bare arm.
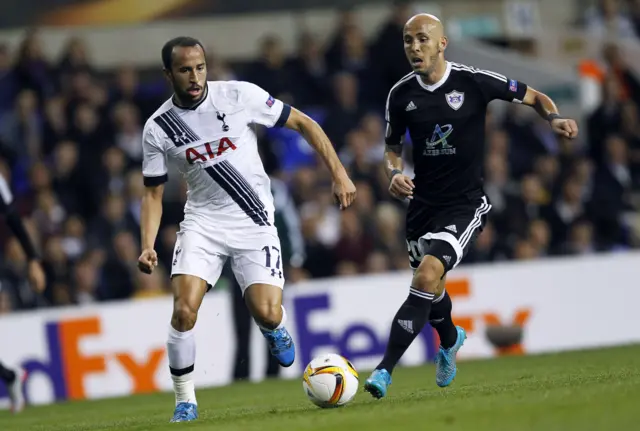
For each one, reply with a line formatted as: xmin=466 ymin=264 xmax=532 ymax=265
xmin=138 ymin=183 xmax=164 ymax=274
xmin=284 ymin=107 xmax=356 ymax=209
xmin=522 ymin=87 xmax=579 ymax=139
xmin=385 ymin=143 xmax=414 ymax=201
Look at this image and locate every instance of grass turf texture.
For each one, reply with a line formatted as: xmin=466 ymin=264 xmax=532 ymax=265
xmin=1 ymin=345 xmax=639 ymax=431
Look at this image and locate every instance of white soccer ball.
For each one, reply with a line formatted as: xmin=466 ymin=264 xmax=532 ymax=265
xmin=302 ymin=353 xmax=359 ymax=408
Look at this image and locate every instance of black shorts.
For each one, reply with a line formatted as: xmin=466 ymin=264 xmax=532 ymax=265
xmin=406 ymin=195 xmax=491 ymax=273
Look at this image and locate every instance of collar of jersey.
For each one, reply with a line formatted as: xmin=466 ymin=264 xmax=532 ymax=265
xmin=416 ymin=61 xmax=452 ymax=92
xmin=172 ymin=84 xmax=209 ymax=111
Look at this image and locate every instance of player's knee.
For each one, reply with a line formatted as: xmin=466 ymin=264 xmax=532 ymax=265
xmin=252 ymin=302 xmax=282 ymax=329
xmin=413 ymin=256 xmax=444 ymax=292
xmin=171 ymin=301 xmax=199 ymax=332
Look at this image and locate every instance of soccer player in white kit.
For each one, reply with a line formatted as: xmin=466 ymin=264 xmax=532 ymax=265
xmin=136 ymin=37 xmax=357 ymax=422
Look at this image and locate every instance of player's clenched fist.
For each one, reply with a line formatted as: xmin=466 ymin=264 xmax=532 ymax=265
xmin=389 ymin=172 xmax=414 ymax=201
xmin=550 ymin=117 xmax=579 ymax=139
xmin=138 ymin=248 xmax=159 ymax=274
xmin=332 ymin=173 xmax=357 ymax=210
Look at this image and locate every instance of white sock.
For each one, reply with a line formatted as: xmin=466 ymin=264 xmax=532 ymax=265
xmin=259 ymin=305 xmax=287 ymax=332
xmin=433 ymin=289 xmax=446 ymax=304
xmin=167 ymin=325 xmax=197 ymax=406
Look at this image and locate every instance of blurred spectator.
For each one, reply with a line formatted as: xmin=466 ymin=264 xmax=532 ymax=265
xmin=322 ymin=72 xmax=365 ymax=152
xmin=287 ymin=32 xmax=328 ymax=109
xmin=0 ymin=44 xmax=17 ymax=114
xmin=333 ymin=210 xmax=373 ymax=269
xmin=365 ymin=251 xmax=391 ymax=274
xmin=112 ymin=102 xmax=143 ymax=163
xmin=370 ymin=1 xmax=414 ymax=104
xmin=134 ymin=267 xmax=169 ymax=299
xmin=602 ymin=44 xmax=640 ymax=106
xmin=13 ymin=30 xmax=54 ymax=103
xmin=585 ymin=0 xmax=637 ymax=38
xmin=0 ymin=89 xmax=41 ymax=161
xmin=559 ymin=219 xmax=597 ymax=256
xmin=504 ymin=174 xmax=548 ymax=238
xmin=544 ymin=176 xmax=589 ymax=248
xmin=99 ymin=230 xmax=138 ymax=300
xmin=631 ymin=0 xmax=640 ymax=37
xmin=245 ymin=35 xmax=292 ymax=102
xmin=57 ymin=37 xmax=93 ymax=88
xmin=527 ymin=219 xmax=551 ymax=256
xmin=72 ymin=255 xmax=99 ymax=304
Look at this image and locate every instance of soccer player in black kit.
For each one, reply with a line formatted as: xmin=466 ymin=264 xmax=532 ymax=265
xmin=364 ymin=14 xmax=578 ymax=399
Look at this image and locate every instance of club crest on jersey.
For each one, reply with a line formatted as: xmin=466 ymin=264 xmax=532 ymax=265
xmin=266 ymin=95 xmax=275 ymax=108
xmin=445 ymin=91 xmax=464 ymax=111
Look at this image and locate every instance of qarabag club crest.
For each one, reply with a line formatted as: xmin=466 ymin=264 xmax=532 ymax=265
xmin=445 ymin=91 xmax=465 ymax=110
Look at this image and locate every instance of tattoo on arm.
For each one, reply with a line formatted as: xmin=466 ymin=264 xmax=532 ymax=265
xmin=384 ymin=144 xmax=404 ymax=179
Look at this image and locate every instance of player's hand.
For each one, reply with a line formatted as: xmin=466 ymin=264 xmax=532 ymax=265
xmin=389 ymin=173 xmax=415 ymax=200
xmin=551 ymin=118 xmax=579 ymax=139
xmin=332 ymin=173 xmax=357 ymax=210
xmin=138 ymin=249 xmax=158 ymax=274
xmin=27 ymin=260 xmax=46 ymax=293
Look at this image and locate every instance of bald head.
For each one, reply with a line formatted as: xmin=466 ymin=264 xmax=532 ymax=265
xmin=404 ymin=13 xmax=444 ymax=38
xmin=402 ymin=13 xmax=447 ymax=76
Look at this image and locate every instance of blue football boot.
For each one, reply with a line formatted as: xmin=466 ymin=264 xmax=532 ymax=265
xmin=435 ymin=325 xmax=467 ymax=387
xmin=170 ymin=402 xmax=198 ymax=422
xmin=261 ymin=327 xmax=295 ymax=367
xmin=364 ymin=368 xmax=392 ymax=399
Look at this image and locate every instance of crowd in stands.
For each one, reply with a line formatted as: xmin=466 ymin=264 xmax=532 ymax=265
xmin=0 ymin=3 xmax=638 ymax=314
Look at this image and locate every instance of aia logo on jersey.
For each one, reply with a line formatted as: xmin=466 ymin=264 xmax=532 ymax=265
xmin=185 ymin=138 xmax=237 ymax=164
xmin=445 ymin=91 xmax=464 ymax=111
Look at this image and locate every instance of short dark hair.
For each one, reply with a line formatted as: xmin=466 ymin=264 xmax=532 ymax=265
xmin=161 ymin=36 xmax=206 ymax=70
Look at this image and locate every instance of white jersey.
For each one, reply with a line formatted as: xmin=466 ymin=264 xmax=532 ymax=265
xmin=142 ymin=81 xmax=290 ymax=228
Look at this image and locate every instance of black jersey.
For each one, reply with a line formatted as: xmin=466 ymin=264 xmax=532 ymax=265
xmin=385 ymin=61 xmax=528 ymax=206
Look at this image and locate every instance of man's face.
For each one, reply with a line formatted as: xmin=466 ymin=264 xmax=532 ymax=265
xmin=403 ymin=20 xmax=445 ymax=75
xmin=166 ymin=45 xmax=207 ymax=103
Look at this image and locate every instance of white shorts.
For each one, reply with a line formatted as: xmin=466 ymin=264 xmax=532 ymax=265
xmin=170 ymin=225 xmax=285 ymax=294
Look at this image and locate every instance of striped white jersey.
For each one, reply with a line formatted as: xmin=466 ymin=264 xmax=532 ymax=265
xmin=142 ymin=81 xmax=291 ymax=228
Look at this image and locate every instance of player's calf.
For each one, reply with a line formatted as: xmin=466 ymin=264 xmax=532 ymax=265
xmin=245 ymin=283 xmax=295 ymax=367
xmin=166 ymin=275 xmax=208 ymax=422
xmin=431 ymin=285 xmax=466 ymax=388
xmin=371 ymin=256 xmax=444 ymax=381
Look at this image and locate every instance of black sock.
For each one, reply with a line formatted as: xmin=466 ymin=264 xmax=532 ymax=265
xmin=0 ymin=361 xmax=16 ymax=384
xmin=429 ymin=291 xmax=458 ymax=349
xmin=377 ymin=287 xmax=434 ymax=373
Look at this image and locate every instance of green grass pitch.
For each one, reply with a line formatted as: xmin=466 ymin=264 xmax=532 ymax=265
xmin=2 ymin=345 xmax=639 ymax=431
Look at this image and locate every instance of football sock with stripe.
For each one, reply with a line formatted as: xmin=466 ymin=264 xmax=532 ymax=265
xmin=377 ymin=287 xmax=434 ymax=374
xmin=167 ymin=325 xmax=197 ymax=406
xmin=430 ymin=290 xmax=458 ymax=349
xmin=0 ymin=361 xmax=16 ymax=384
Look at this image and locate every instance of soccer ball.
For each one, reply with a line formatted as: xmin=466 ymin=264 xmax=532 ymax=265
xmin=302 ymin=353 xmax=359 ymax=408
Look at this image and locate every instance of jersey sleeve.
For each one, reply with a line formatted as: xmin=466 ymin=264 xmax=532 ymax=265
xmin=239 ymin=82 xmax=291 ymax=128
xmin=473 ymin=69 xmax=528 ymax=104
xmin=142 ymin=123 xmax=169 ymax=187
xmin=385 ymin=88 xmax=407 ymax=147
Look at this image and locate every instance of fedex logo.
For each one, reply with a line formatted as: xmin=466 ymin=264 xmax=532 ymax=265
xmin=293 ymin=294 xmax=437 ymax=370
xmin=0 ymin=316 xmax=165 ymax=403
xmin=186 ymin=138 xmax=237 ymax=164
xmin=447 ymin=278 xmax=532 ymax=355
